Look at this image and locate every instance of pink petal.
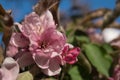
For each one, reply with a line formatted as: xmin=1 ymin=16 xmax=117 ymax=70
xmin=69 ymin=47 xmax=80 ymax=57
xmin=19 ymin=10 xmax=55 ymax=38
xmin=64 ymin=54 xmax=77 ymax=64
xmin=40 ymin=29 xmax=66 ymax=53
xmin=10 ymin=33 xmax=29 ymax=48
xmin=0 ymin=57 xmax=19 ymax=80
xmin=42 ymin=10 xmax=55 ymax=29
xmin=20 ymin=12 xmax=42 ymax=37
xmin=6 ymin=45 xmax=18 ymax=57
xmin=17 ymin=52 xmax=34 ymax=68
xmin=62 ymin=45 xmax=80 ymax=64
xmin=0 ymin=68 xmax=13 ymax=80
xmin=33 ymin=51 xmax=51 ymax=69
xmin=42 ymin=57 xmax=61 ymax=76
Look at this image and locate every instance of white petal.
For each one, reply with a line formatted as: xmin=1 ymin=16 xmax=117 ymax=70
xmin=102 ymin=28 xmax=120 ymax=43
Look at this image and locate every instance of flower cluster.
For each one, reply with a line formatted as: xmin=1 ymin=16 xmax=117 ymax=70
xmin=6 ymin=10 xmax=80 ymax=76
xmin=109 ymin=65 xmax=120 ymax=80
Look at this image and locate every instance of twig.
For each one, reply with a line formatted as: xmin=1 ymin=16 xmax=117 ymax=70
xmin=102 ymin=0 xmax=120 ymax=29
xmin=0 ymin=5 xmax=13 ymax=57
xmin=80 ymin=8 xmax=111 ymax=25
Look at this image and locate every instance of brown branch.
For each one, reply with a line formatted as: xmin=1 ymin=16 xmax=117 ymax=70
xmin=0 ymin=5 xmax=13 ymax=57
xmin=80 ymin=8 xmax=111 ymax=25
xmin=101 ymin=0 xmax=120 ymax=28
xmin=94 ymin=20 xmax=120 ymax=28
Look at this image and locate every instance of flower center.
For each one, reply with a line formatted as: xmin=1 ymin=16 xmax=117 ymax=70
xmin=39 ymin=41 xmax=48 ymax=49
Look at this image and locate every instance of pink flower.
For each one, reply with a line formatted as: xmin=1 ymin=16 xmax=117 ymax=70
xmin=108 ymin=65 xmax=120 ymax=80
xmin=18 ymin=10 xmax=55 ymax=38
xmin=29 ymin=28 xmax=66 ymax=76
xmin=7 ymin=32 xmax=29 ymax=57
xmin=0 ymin=57 xmax=19 ymax=80
xmin=7 ymin=10 xmax=80 ymax=76
xmin=7 ymin=10 xmax=66 ymax=76
xmin=62 ymin=44 xmax=80 ymax=64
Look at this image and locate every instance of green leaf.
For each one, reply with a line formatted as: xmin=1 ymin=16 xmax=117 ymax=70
xmin=102 ymin=43 xmax=113 ymax=53
xmin=78 ymin=53 xmax=92 ymax=74
xmin=83 ymin=44 xmax=112 ymax=77
xmin=68 ymin=66 xmax=83 ymax=80
xmin=98 ymin=44 xmax=113 ymax=63
xmin=75 ymin=36 xmax=90 ymax=43
xmin=67 ymin=36 xmax=74 ymax=43
xmin=17 ymin=71 xmax=33 ymax=80
xmin=66 ymin=29 xmax=73 ymax=37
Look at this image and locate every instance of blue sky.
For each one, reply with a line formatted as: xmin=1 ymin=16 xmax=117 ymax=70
xmin=0 ymin=0 xmax=118 ymax=44
xmin=0 ymin=0 xmax=116 ymax=22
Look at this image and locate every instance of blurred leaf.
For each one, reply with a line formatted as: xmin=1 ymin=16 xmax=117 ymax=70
xmin=83 ymin=44 xmax=112 ymax=77
xmin=66 ymin=29 xmax=73 ymax=37
xmin=67 ymin=36 xmax=74 ymax=43
xmin=75 ymin=36 xmax=90 ymax=43
xmin=74 ymin=29 xmax=87 ymax=36
xmin=100 ymin=44 xmax=113 ymax=62
xmin=68 ymin=66 xmax=83 ymax=80
xmin=17 ymin=71 xmax=33 ymax=80
xmin=102 ymin=43 xmax=113 ymax=53
xmin=78 ymin=53 xmax=92 ymax=74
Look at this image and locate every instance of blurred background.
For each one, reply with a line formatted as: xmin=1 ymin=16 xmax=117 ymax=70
xmin=0 ymin=0 xmax=117 ymax=22
xmin=1 ymin=0 xmax=120 ymax=80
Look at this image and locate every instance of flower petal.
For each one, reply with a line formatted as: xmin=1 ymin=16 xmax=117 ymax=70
xmin=33 ymin=51 xmax=51 ymax=69
xmin=0 ymin=57 xmax=19 ymax=80
xmin=0 ymin=68 xmax=13 ymax=80
xmin=42 ymin=10 xmax=55 ymax=29
xmin=17 ymin=52 xmax=34 ymax=68
xmin=10 ymin=33 xmax=29 ymax=48
xmin=40 ymin=29 xmax=66 ymax=53
xmin=20 ymin=12 xmax=42 ymax=37
xmin=6 ymin=45 xmax=18 ymax=57
xmin=42 ymin=57 xmax=61 ymax=76
xmin=69 ymin=47 xmax=80 ymax=57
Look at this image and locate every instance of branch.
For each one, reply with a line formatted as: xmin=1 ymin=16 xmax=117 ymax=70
xmin=80 ymin=8 xmax=111 ymax=25
xmin=101 ymin=0 xmax=120 ymax=28
xmin=0 ymin=5 xmax=13 ymax=56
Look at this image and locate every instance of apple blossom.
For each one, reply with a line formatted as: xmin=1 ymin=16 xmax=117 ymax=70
xmin=6 ymin=10 xmax=80 ymax=76
xmin=0 ymin=57 xmax=19 ymax=80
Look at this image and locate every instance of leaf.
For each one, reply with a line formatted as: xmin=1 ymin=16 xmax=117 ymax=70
xmin=17 ymin=71 xmax=33 ymax=80
xmin=101 ymin=44 xmax=113 ymax=62
xmin=75 ymin=36 xmax=90 ymax=43
xmin=83 ymin=44 xmax=112 ymax=77
xmin=102 ymin=43 xmax=113 ymax=53
xmin=68 ymin=66 xmax=83 ymax=80
xmin=78 ymin=53 xmax=92 ymax=74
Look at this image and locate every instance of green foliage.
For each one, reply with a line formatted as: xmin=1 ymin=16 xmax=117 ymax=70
xmin=75 ymin=36 xmax=90 ymax=43
xmin=17 ymin=71 xmax=33 ymax=80
xmin=83 ymin=44 xmax=112 ymax=77
xmin=102 ymin=43 xmax=113 ymax=54
xmin=68 ymin=66 xmax=83 ymax=80
xmin=77 ymin=53 xmax=92 ymax=75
